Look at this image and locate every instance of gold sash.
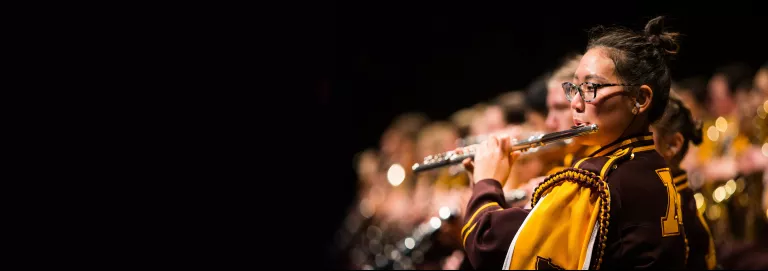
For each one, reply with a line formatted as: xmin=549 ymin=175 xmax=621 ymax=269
xmin=503 ymin=147 xmax=628 ymax=270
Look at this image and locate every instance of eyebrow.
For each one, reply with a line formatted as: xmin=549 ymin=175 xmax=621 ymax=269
xmin=584 ymin=74 xmax=607 ymax=81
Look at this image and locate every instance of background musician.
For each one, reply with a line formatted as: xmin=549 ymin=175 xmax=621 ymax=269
xmin=651 ymin=93 xmax=717 ymax=269
xmin=705 ymin=63 xmax=768 ymax=270
xmin=523 ymin=75 xmax=550 ymax=133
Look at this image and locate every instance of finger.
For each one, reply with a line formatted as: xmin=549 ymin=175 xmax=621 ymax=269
xmin=509 ymin=150 xmax=522 ymax=165
xmin=498 ymin=134 xmax=511 ymax=154
xmin=511 ymin=150 xmax=522 ymax=161
xmin=484 ymin=135 xmax=496 ymax=149
xmin=462 ymin=158 xmax=474 ymax=173
xmin=476 ymin=139 xmax=488 ymax=156
xmin=487 ymin=135 xmax=500 ymax=154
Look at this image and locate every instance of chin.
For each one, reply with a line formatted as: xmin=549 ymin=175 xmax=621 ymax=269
xmin=577 ymin=134 xmax=599 ymax=146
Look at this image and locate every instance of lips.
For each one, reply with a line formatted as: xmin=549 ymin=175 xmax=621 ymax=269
xmin=573 ymin=119 xmax=592 ymax=128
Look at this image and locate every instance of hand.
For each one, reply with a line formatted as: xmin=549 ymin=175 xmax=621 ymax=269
xmin=702 ymin=157 xmax=738 ymax=182
xmin=736 ymin=146 xmax=768 ymax=174
xmin=463 ymin=135 xmax=521 ymax=187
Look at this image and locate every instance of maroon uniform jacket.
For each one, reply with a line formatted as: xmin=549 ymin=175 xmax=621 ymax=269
xmin=462 ymin=133 xmax=687 ymax=269
xmin=673 ymin=170 xmax=717 ymax=269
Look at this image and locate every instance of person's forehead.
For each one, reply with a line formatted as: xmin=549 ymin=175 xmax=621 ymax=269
xmin=575 ymin=48 xmax=617 ymax=81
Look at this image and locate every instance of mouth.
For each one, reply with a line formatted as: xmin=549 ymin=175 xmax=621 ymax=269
xmin=573 ymin=119 xmax=589 ymax=127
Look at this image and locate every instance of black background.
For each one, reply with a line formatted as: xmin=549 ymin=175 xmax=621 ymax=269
xmin=299 ymin=1 xmax=767 ymax=268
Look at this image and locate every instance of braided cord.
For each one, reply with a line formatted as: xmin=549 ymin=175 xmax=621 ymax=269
xmin=531 ymin=168 xmax=611 ymax=270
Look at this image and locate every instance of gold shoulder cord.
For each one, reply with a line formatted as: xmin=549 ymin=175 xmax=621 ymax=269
xmin=531 ymin=167 xmax=611 ymax=269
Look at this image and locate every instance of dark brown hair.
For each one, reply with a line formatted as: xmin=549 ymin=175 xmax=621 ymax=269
xmin=587 ymin=16 xmax=680 ymax=123
xmin=653 ymin=93 xmax=702 ymax=163
xmin=525 ymin=73 xmax=551 ymax=116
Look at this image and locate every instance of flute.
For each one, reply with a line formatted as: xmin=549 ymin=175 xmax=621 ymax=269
xmin=412 ymin=124 xmax=598 ymax=173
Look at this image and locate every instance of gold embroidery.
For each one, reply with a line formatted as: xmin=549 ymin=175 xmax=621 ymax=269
xmin=656 ymin=168 xmax=683 ymax=237
xmin=630 ymin=145 xmax=656 ymax=154
xmin=572 ymin=157 xmax=590 ymax=168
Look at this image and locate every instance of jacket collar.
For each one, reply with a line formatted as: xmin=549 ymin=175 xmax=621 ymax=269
xmin=588 ymin=132 xmax=655 ymax=158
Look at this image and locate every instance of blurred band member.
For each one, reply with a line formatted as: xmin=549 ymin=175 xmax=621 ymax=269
xmin=450 ymin=107 xmax=476 ymax=139
xmin=694 ymin=64 xmax=755 ymax=181
xmin=673 ymin=76 xmax=709 ymax=122
xmin=414 ymin=121 xmax=466 ymax=207
xmin=494 ymin=91 xmax=528 ymax=127
xmin=377 ymin=113 xmax=428 ymax=232
xmin=651 ymin=94 xmax=717 ymax=269
xmin=379 ymin=112 xmax=429 ymax=187
xmin=412 ymin=121 xmax=475 ymax=270
xmin=524 ymin=75 xmax=550 ymax=132
xmin=755 ymin=62 xmax=768 ymax=97
xmin=706 ymin=63 xmax=753 ymax=119
xmin=492 ymin=91 xmax=547 ymax=193
xmin=469 ymin=103 xmax=490 ymax=137
xmin=353 ymin=149 xmax=387 ymax=208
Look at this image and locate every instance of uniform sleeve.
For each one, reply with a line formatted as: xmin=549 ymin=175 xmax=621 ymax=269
xmin=462 ymin=179 xmax=530 ymax=270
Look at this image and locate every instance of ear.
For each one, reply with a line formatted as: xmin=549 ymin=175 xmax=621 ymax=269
xmin=668 ymin=132 xmax=685 ymax=157
xmin=636 ymin=85 xmax=654 ymax=114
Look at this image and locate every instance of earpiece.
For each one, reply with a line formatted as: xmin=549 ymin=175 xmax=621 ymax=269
xmin=635 ymin=102 xmax=641 ymax=108
xmin=669 ymin=146 xmax=678 ymax=153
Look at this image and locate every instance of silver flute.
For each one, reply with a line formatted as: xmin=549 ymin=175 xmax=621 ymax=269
xmin=412 ymin=124 xmax=598 ymax=173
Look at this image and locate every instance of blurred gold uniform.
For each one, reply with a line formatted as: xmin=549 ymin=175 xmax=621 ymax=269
xmin=695 ymin=115 xmax=751 ymax=163
xmin=694 ymin=105 xmax=767 ymax=247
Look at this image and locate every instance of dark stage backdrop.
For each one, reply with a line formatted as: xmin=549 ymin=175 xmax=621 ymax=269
xmin=300 ymin=1 xmax=767 ymax=268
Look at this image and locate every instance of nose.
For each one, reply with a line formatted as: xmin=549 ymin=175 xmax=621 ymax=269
xmin=544 ymin=114 xmax=557 ymax=132
xmin=570 ymin=91 xmax=585 ymax=113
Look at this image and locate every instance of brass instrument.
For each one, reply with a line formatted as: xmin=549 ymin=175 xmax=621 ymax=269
xmin=412 ymin=124 xmax=599 ymax=173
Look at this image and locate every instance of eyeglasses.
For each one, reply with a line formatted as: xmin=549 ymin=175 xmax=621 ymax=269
xmin=562 ymin=82 xmax=639 ymax=102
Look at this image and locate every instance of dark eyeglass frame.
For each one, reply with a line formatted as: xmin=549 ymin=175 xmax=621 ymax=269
xmin=561 ymin=82 xmax=640 ymax=102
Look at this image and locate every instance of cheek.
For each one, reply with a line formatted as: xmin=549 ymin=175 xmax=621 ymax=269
xmin=586 ymin=99 xmax=633 ymax=142
xmin=592 ymin=99 xmax=628 ymax=124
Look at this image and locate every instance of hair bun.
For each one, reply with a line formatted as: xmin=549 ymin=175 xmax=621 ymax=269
xmin=644 ymin=16 xmax=665 ymax=36
xmin=644 ymin=16 xmax=680 ymax=56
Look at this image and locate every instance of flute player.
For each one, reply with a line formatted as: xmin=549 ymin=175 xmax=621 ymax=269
xmin=459 ymin=16 xmax=687 ymax=269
